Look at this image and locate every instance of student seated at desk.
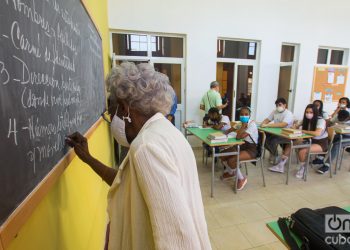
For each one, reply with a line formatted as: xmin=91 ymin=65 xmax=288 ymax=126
xmin=330 ymin=97 xmax=350 ymax=124
xmin=203 ymin=107 xmax=231 ymax=131
xmin=311 ymin=99 xmax=329 ymax=166
xmin=270 ymin=104 xmax=328 ymax=178
xmin=220 ymin=107 xmax=258 ymax=191
xmin=203 ymin=107 xmax=231 ymax=157
xmin=260 ymin=98 xmax=294 ymax=164
xmin=313 ymin=99 xmax=329 ymax=120
xmin=316 ymin=110 xmax=350 ymax=174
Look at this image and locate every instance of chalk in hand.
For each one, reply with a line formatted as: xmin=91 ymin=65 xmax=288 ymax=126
xmin=65 ymin=136 xmax=75 ymax=147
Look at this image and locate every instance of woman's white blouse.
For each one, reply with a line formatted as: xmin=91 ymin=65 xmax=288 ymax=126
xmin=107 ymin=113 xmax=211 ymax=250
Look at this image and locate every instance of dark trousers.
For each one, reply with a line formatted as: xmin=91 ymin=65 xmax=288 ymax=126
xmin=265 ymin=134 xmax=290 ymax=156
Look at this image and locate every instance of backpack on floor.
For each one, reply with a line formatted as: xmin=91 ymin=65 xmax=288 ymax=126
xmin=278 ymin=206 xmax=350 ymax=250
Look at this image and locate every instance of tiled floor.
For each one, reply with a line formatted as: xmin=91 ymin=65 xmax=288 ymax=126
xmin=194 ymin=148 xmax=350 ymax=250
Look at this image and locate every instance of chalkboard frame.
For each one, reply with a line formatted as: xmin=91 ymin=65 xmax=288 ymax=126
xmin=0 ymin=0 xmax=107 ymax=248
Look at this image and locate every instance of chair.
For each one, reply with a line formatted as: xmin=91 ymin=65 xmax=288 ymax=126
xmin=306 ymin=128 xmax=336 ymax=179
xmin=337 ymin=145 xmax=350 ymax=172
xmin=202 ymin=143 xmax=218 ymax=166
xmin=234 ymin=131 xmax=266 ymax=192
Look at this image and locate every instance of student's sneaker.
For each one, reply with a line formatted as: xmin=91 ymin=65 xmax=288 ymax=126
xmin=237 ymin=177 xmax=247 ymax=191
xmin=220 ymin=171 xmax=235 ymax=181
xmin=268 ymin=158 xmax=286 ymax=173
xmin=317 ymin=164 xmax=330 ymax=174
xmin=296 ymin=166 xmax=305 ymax=179
xmin=312 ymin=158 xmax=324 ymax=165
xmin=269 ymin=162 xmax=284 ymax=173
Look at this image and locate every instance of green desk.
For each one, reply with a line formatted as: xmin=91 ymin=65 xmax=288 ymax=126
xmin=258 ymin=127 xmax=313 ymax=184
xmin=266 ymin=206 xmax=350 ymax=249
xmin=186 ymin=127 xmax=244 ymax=197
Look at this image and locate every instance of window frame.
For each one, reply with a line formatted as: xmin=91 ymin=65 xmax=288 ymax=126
xmin=317 ymin=46 xmax=348 ymax=66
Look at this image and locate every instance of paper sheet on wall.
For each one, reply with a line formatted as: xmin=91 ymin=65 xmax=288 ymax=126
xmin=314 ymin=92 xmax=322 ymax=100
xmin=336 ymin=74 xmax=345 ymax=84
xmin=328 ymin=72 xmax=335 ymax=84
xmin=325 ymin=94 xmax=333 ymax=104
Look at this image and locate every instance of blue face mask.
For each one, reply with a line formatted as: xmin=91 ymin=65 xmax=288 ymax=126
xmin=240 ymin=116 xmax=250 ymax=123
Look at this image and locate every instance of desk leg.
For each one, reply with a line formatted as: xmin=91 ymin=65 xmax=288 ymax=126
xmin=335 ymin=134 xmax=343 ymax=175
xmin=211 ymin=148 xmax=215 ymax=197
xmin=286 ymin=140 xmax=293 ymax=185
xmin=202 ymin=145 xmax=205 ymax=165
xmin=304 ymin=139 xmax=312 ymax=182
xmin=329 ymin=150 xmax=333 ymax=178
xmin=233 ymin=145 xmax=240 ymax=194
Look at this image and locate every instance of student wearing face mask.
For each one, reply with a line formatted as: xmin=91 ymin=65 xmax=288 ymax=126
xmin=260 ymin=98 xmax=294 ymax=166
xmin=330 ymin=97 xmax=350 ymax=124
xmin=311 ymin=99 xmax=329 ymax=165
xmin=66 ymin=62 xmax=211 ymax=250
xmin=269 ymin=104 xmax=328 ymax=178
xmin=219 ymin=107 xmax=258 ymax=191
xmin=315 ymin=109 xmax=350 ymax=174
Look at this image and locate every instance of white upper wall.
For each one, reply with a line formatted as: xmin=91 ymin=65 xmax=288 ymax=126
xmin=108 ymin=0 xmax=350 ymax=122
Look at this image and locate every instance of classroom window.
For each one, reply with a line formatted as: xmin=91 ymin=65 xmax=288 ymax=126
xmin=330 ymin=50 xmax=344 ymax=65
xmin=151 ymin=36 xmax=183 ymax=58
xmin=217 ymin=40 xmax=257 ymax=59
xmin=280 ymin=45 xmax=295 ymax=62
xmin=317 ymin=49 xmax=328 ymax=64
xmin=111 ymin=31 xmax=185 ymax=130
xmin=317 ymin=47 xmax=347 ymax=65
xmin=112 ymin=33 xmax=148 ymax=56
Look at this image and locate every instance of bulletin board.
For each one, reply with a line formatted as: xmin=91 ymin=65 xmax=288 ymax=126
xmin=311 ymin=66 xmax=348 ymax=103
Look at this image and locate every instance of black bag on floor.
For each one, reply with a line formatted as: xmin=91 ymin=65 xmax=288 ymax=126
xmin=279 ymin=206 xmax=350 ymax=250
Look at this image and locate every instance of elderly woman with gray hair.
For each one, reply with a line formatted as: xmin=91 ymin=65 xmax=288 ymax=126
xmin=66 ymin=62 xmax=211 ymax=250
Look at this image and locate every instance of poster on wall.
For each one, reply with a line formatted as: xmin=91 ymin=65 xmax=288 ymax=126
xmin=328 ymin=72 xmax=335 ymax=84
xmin=311 ymin=66 xmax=348 ymax=103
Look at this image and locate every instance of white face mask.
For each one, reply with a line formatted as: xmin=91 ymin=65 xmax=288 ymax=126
xmin=276 ymin=106 xmax=285 ymax=113
xmin=110 ymin=106 xmax=132 ymax=147
xmin=340 ymin=104 xmax=346 ymax=109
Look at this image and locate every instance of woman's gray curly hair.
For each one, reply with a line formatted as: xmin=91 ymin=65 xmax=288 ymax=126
xmin=106 ymin=62 xmax=175 ymax=116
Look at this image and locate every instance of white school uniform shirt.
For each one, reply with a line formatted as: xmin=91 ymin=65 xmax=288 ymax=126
xmin=208 ymin=115 xmax=231 ymax=131
xmin=267 ymin=109 xmax=294 ymax=128
xmin=244 ymin=120 xmax=258 ymax=144
xmin=313 ymin=118 xmax=328 ymax=140
xmin=319 ymin=111 xmax=329 ymax=120
xmin=298 ymin=118 xmax=328 ymax=140
xmin=220 ymin=115 xmax=231 ymax=131
xmin=107 ymin=113 xmax=212 ymax=250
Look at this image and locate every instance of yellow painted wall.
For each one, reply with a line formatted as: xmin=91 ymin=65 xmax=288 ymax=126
xmin=6 ymin=1 xmax=112 ymax=249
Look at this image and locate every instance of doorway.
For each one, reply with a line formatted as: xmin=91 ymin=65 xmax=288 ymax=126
xmin=277 ymin=66 xmax=292 ymax=104
xmin=277 ymin=44 xmax=299 ymax=111
xmin=236 ymin=65 xmax=254 ymax=120
xmin=111 ymin=32 xmax=185 ymax=131
xmin=217 ymin=38 xmax=259 ymax=120
xmin=216 ymin=62 xmax=234 ymax=120
xmin=153 ymin=62 xmax=184 ymax=130
xmin=216 ymin=63 xmax=255 ymax=120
